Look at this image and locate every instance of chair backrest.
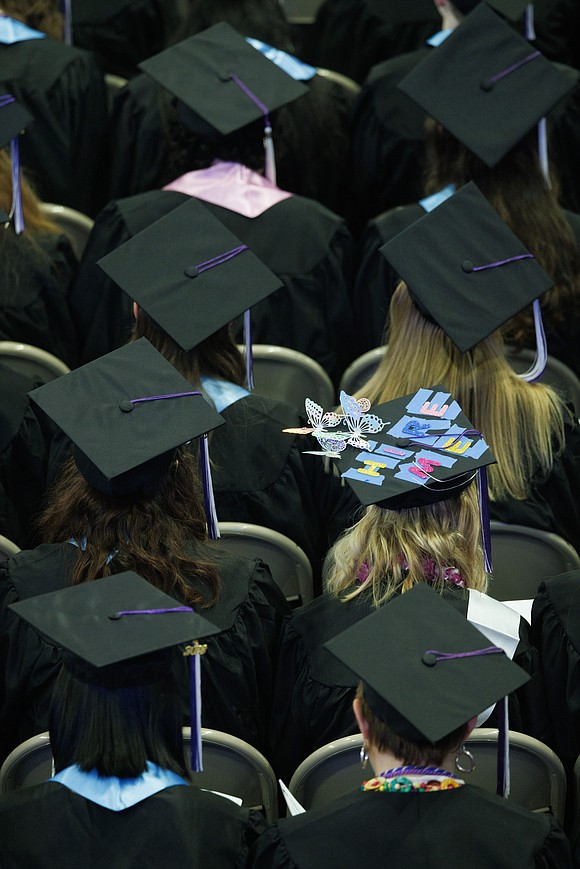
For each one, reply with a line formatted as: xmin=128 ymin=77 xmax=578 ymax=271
xmin=339 ymin=347 xmax=385 ymax=396
xmin=316 ymin=68 xmax=361 ymax=95
xmin=0 ymin=341 xmax=70 ymax=382
xmin=239 ymin=344 xmax=335 ymax=412
xmin=39 ymin=203 xmax=94 ymax=260
xmin=0 ymin=535 xmax=21 ymax=558
xmin=217 ymin=522 xmax=313 ymax=606
xmin=506 ymin=347 xmax=580 ymax=418
xmin=569 ymin=754 xmax=580 ymax=852
xmin=184 ymin=727 xmax=278 ymax=822
xmin=0 ymin=733 xmax=53 ymax=794
xmin=284 ymin=0 xmax=325 ymax=24
xmin=487 ymin=522 xmax=580 ymax=601
xmin=288 ymin=729 xmax=566 ymax=822
xmin=1 ymin=728 xmax=278 ymax=822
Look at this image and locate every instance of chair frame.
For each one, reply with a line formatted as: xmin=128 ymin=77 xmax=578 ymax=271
xmin=0 ymin=535 xmax=21 ymax=558
xmin=0 ymin=341 xmax=70 ymax=381
xmin=39 ymin=203 xmax=94 ymax=260
xmin=238 ymin=344 xmax=335 ymax=411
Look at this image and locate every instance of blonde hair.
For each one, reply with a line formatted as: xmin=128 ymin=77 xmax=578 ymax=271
xmin=326 ymin=482 xmax=487 ymax=607
xmin=361 ymin=283 xmax=567 ymax=502
xmin=2 ymin=1 xmax=64 ymax=40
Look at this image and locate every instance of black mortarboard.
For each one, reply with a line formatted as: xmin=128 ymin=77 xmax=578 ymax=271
xmin=379 ymin=182 xmax=553 ymax=352
xmin=324 ymin=583 xmax=529 ymax=744
xmin=138 ymin=22 xmax=308 ymax=139
xmin=96 ymin=198 xmax=282 ymax=352
xmin=28 ymin=338 xmax=224 ymax=496
xmin=398 ymin=3 xmax=576 ymax=167
xmin=9 ymin=572 xmax=220 ymax=689
xmin=328 ymin=386 xmax=494 ymax=510
xmin=0 ymin=93 xmax=32 ymax=150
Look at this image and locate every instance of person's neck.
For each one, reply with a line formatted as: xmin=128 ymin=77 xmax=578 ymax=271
xmin=369 ymin=747 xmax=457 ymax=777
xmin=437 ymin=3 xmax=463 ymax=31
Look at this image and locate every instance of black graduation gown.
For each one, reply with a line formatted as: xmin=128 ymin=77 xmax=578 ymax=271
xmin=354 ymin=203 xmax=580 ymax=379
xmin=248 ymin=786 xmax=571 ymax=869
xmin=0 ymin=779 xmax=264 ymax=869
xmin=207 ymin=394 xmax=359 ymax=584
xmin=0 ymin=35 xmax=108 ymax=216
xmin=0 ymin=365 xmax=54 ymax=549
xmin=106 ymin=74 xmax=354 ymax=216
xmin=70 ymin=0 xmax=180 ymax=79
xmin=300 ymin=0 xmax=439 ymax=85
xmin=271 ymin=587 xmax=548 ymax=783
xmin=347 ymin=48 xmax=580 ymax=228
xmin=0 ymin=544 xmax=289 ymax=762
xmin=0 ymin=230 xmax=79 ymax=368
xmin=530 ymin=570 xmax=580 ymax=780
xmin=68 ymin=189 xmax=354 ymax=383
xmin=534 ymin=0 xmax=580 ymax=72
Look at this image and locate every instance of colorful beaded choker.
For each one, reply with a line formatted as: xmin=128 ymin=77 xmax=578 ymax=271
xmin=362 ymin=766 xmax=463 ymax=793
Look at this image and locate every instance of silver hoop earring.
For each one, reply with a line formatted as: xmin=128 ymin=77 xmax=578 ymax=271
xmin=455 ymin=744 xmax=475 ymax=774
xmin=360 ymin=742 xmax=369 ymax=770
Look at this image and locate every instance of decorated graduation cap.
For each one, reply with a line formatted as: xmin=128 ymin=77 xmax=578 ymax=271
xmin=324 ymin=583 xmax=529 ymax=794
xmin=286 ymin=386 xmax=495 ymax=568
xmin=380 ymin=182 xmax=553 ymax=379
xmin=0 ymin=93 xmax=33 ymax=234
xmin=96 ymin=198 xmax=282 ymax=389
xmin=28 ymin=338 xmax=224 ymax=537
xmin=139 ymin=22 xmax=308 ymax=184
xmin=398 ymin=3 xmax=575 ymax=169
xmin=9 ymin=571 xmax=220 ymax=771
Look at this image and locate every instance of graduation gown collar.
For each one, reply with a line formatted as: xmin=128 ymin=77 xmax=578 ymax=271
xmin=51 ymin=761 xmax=188 ymax=811
xmin=163 ymin=162 xmax=293 ymax=219
xmin=0 ymin=14 xmax=46 ymax=43
xmin=200 ymin=377 xmax=250 ymax=413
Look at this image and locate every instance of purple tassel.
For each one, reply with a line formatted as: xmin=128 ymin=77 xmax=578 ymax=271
xmin=477 ymin=466 xmax=492 ymax=574
xmin=496 ymin=696 xmax=510 ymax=797
xmin=189 ymin=654 xmax=203 ymax=772
xmin=524 ymin=4 xmax=536 ymax=40
xmin=517 ymin=298 xmax=547 ymax=383
xmin=62 ymin=0 xmax=72 ymax=45
xmin=243 ymin=309 xmax=254 ymax=390
xmin=200 ymin=434 xmax=220 ymax=540
xmin=10 ymin=139 xmax=24 ymax=235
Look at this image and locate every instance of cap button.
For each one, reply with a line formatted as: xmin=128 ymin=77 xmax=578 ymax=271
xmin=119 ymin=400 xmax=134 ymax=413
xmin=108 ymin=612 xmax=122 ymax=620
xmin=461 ymin=260 xmax=474 ymax=273
xmin=422 ymin=652 xmax=437 ymax=667
xmin=184 ymin=265 xmax=199 ymax=278
xmin=480 ymin=79 xmax=493 ymax=92
xmin=218 ymin=71 xmax=232 ymax=82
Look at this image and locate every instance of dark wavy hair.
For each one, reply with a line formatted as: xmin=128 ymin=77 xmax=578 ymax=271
xmin=50 ymin=661 xmax=189 ymax=779
xmin=39 ymin=449 xmax=220 ymax=608
xmin=423 ymin=121 xmax=580 ymax=350
xmin=131 ymin=311 xmax=245 ymax=386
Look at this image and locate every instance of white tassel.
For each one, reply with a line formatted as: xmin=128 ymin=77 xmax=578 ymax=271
xmin=524 ymin=4 xmax=536 ymax=41
xmin=537 ymin=117 xmax=550 ymax=187
xmin=264 ymin=124 xmax=277 ymax=185
xmin=518 ymin=298 xmax=547 ymax=382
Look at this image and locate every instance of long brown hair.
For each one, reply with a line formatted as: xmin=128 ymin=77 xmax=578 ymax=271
xmin=2 ymin=0 xmax=64 ymax=40
xmin=0 ymin=149 xmax=61 ymax=234
xmin=131 ymin=310 xmax=246 ymax=387
xmin=424 ymin=122 xmax=580 ymax=349
xmin=361 ymin=283 xmax=567 ymax=503
xmin=40 ymin=449 xmax=221 ymax=608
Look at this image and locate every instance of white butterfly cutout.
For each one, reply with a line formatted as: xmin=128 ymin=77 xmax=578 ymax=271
xmin=286 ymin=392 xmax=387 ymax=456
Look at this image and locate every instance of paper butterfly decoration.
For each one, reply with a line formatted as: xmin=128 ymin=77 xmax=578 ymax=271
xmin=284 ymin=391 xmax=387 ymax=457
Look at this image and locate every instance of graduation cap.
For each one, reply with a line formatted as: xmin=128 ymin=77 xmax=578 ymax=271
xmin=364 ymin=0 xmax=529 ymax=26
xmin=324 ymin=583 xmax=529 ymax=755
xmin=0 ymin=93 xmax=33 ymax=234
xmin=96 ymin=198 xmax=283 ymax=388
xmin=28 ymin=338 xmax=224 ymax=535
xmin=398 ymin=3 xmax=576 ymax=168
xmin=379 ymin=182 xmax=552 ymax=378
xmin=139 ymin=22 xmax=308 ymax=183
xmin=9 ymin=571 xmax=220 ymax=771
xmin=326 ymin=386 xmax=495 ymax=511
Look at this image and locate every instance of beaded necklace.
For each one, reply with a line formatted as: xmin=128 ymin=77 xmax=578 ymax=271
xmin=362 ymin=765 xmax=463 ymax=793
